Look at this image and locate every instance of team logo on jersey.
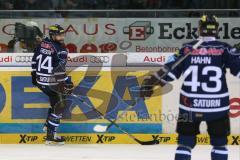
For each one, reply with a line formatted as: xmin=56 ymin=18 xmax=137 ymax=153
xmin=184 ymin=47 xmax=224 ymax=55
xmin=40 ymin=48 xmax=52 ymax=55
xmin=40 ymin=42 xmax=55 ymax=53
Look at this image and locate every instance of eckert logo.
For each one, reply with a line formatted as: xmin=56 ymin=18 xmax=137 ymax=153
xmin=0 ymin=56 xmax=12 ymax=63
xmin=123 ymin=21 xmax=154 ymax=40
xmin=157 ymin=22 xmax=240 ymax=40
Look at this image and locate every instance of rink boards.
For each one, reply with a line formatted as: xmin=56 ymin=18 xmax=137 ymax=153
xmin=0 ymin=53 xmax=240 ymax=144
xmin=0 ymin=134 xmax=240 ymax=145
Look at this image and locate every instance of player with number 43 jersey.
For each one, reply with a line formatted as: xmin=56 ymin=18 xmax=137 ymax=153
xmin=31 ymin=24 xmax=74 ymax=145
xmin=140 ymin=15 xmax=240 ymax=160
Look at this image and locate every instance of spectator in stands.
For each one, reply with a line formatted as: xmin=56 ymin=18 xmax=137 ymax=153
xmin=83 ymin=0 xmax=98 ymax=9
xmin=0 ymin=0 xmax=14 ymax=10
xmin=146 ymin=0 xmax=161 ymax=9
xmin=183 ymin=0 xmax=223 ymax=9
xmin=1 ymin=0 xmax=239 ymax=13
xmin=104 ymin=0 xmax=119 ymax=9
xmin=59 ymin=0 xmax=78 ymax=10
xmin=159 ymin=0 xmax=171 ymax=9
xmin=13 ymin=0 xmax=53 ymax=10
xmin=117 ymin=0 xmax=129 ymax=9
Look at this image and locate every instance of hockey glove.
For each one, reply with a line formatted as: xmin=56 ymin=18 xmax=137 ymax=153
xmin=140 ymin=68 xmax=168 ymax=98
xmin=58 ymin=81 xmax=74 ymax=95
xmin=140 ymin=75 xmax=156 ymax=98
xmin=64 ymin=81 xmax=74 ymax=95
xmin=31 ymin=71 xmax=37 ymax=86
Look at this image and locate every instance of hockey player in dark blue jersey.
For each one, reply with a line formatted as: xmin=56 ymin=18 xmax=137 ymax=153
xmin=140 ymin=15 xmax=240 ymax=160
xmin=31 ymin=24 xmax=74 ymax=145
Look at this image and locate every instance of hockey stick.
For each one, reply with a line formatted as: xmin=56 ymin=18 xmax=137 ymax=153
xmin=93 ymin=98 xmax=139 ymax=133
xmin=71 ymin=93 xmax=159 ymax=145
xmin=92 ymin=39 xmax=204 ymax=133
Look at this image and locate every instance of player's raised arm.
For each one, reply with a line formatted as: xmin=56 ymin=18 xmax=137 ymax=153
xmin=139 ymin=39 xmax=203 ymax=98
xmin=139 ymin=49 xmax=184 ymax=98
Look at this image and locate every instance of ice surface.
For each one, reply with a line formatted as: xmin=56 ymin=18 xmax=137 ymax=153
xmin=0 ymin=144 xmax=239 ymax=160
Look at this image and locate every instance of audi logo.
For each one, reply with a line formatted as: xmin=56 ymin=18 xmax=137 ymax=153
xmin=15 ymin=56 xmax=33 ymax=63
xmin=89 ymin=56 xmax=110 ymax=63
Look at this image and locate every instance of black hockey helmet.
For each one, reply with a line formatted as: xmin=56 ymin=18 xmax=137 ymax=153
xmin=49 ymin=24 xmax=65 ymax=37
xmin=199 ymin=15 xmax=219 ymax=37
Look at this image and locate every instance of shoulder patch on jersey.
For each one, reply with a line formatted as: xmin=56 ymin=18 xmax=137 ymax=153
xmin=40 ymin=41 xmax=55 ymax=53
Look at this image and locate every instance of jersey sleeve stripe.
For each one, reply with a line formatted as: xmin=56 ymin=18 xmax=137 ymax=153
xmin=212 ymin=149 xmax=228 ymax=155
xmin=36 ymin=81 xmax=58 ymax=86
xmin=175 ymin=150 xmax=191 ymax=156
xmin=54 ymin=72 xmax=66 ymax=75
xmin=179 ymin=104 xmax=229 ymax=112
xmin=47 ymin=120 xmax=60 ymax=127
xmin=36 ymin=72 xmax=54 ymax=76
xmin=180 ymin=89 xmax=229 ymax=98
xmin=57 ymin=77 xmax=68 ymax=82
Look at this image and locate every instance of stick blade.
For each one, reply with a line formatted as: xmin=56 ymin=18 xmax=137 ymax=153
xmin=93 ymin=124 xmax=108 ymax=132
xmin=138 ymin=140 xmax=159 ymax=145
